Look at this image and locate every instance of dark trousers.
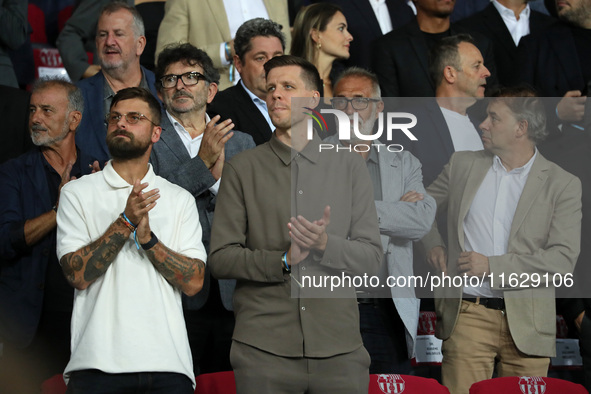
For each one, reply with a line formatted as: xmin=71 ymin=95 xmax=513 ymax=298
xmin=66 ymin=370 xmax=193 ymax=394
xmin=358 ymin=298 xmax=411 ymax=374
xmin=184 ymin=308 xmax=234 ymax=375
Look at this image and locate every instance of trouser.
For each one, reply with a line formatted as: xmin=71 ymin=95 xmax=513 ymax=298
xmin=230 ymin=340 xmax=370 ymax=394
xmin=441 ymin=300 xmax=550 ymax=394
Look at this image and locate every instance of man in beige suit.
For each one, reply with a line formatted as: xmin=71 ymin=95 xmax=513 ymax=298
xmin=421 ymin=87 xmax=582 ymax=394
xmin=155 ymin=0 xmax=290 ymax=91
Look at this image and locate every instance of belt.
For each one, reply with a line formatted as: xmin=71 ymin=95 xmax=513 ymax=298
xmin=463 ymin=295 xmax=505 ymax=310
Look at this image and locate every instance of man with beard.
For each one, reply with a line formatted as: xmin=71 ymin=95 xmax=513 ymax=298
xmin=56 ymin=87 xmax=206 ymax=393
xmin=150 ymin=43 xmax=254 ymax=375
xmin=76 ymin=2 xmax=160 ymax=164
xmin=0 ymin=78 xmax=97 ymax=394
xmin=323 ymin=67 xmax=436 ymax=374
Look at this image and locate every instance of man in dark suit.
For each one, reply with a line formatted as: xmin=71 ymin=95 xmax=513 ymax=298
xmin=320 ymin=0 xmax=414 ymax=69
xmin=421 ymin=87 xmax=582 ymax=394
xmin=519 ymin=0 xmax=591 ymax=141
xmin=208 ymin=18 xmax=285 ymax=146
xmin=0 ymin=78 xmax=97 ymax=394
xmin=456 ymin=0 xmax=555 ymax=87
xmin=372 ymin=0 xmax=497 ymax=97
xmin=76 ymin=2 xmax=160 ymax=164
xmin=150 ymin=43 xmax=255 ymax=375
xmin=406 ymin=34 xmax=490 ymax=187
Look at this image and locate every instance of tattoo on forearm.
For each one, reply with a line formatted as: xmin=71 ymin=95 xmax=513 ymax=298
xmin=83 ymin=232 xmax=126 ymax=282
xmin=145 ymin=244 xmax=204 ymax=289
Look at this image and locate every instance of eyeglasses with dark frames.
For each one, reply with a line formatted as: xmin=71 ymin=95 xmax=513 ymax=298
xmin=105 ymin=112 xmax=158 ymax=126
xmin=159 ymin=71 xmax=207 ymax=88
xmin=330 ymin=97 xmax=381 ymax=111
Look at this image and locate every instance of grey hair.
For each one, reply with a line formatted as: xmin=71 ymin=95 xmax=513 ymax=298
xmin=490 ymin=86 xmax=548 ymax=145
xmin=32 ymin=77 xmax=84 ymax=116
xmin=100 ymin=1 xmax=145 ymax=38
xmin=334 ymin=67 xmax=381 ymax=97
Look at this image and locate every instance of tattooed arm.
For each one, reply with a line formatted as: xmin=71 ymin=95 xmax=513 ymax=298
xmin=137 ymin=208 xmax=205 ymax=296
xmin=143 ymin=242 xmax=205 ymax=296
xmin=60 ymin=219 xmax=130 ymax=289
xmin=60 ymin=179 xmax=161 ymax=290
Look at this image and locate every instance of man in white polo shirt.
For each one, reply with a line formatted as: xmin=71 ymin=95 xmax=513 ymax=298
xmin=56 ymin=87 xmax=206 ymax=393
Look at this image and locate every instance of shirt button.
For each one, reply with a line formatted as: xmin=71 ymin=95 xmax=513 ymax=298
xmin=301 ymin=266 xmax=306 ymax=271
xmin=298 ymin=190 xmax=303 ymax=195
xmin=301 ymin=307 xmax=306 ymax=311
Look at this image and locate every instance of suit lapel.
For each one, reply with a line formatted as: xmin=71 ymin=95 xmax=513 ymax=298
xmin=235 ymin=83 xmax=273 ymax=141
xmin=457 ymin=154 xmax=492 ymax=250
xmin=482 ymin=4 xmax=517 ymax=54
xmin=25 ymin=151 xmax=51 ymax=210
xmin=427 ymin=101 xmax=455 ymax=158
xmin=206 ymin=0 xmax=230 ymax=37
xmin=509 ymin=154 xmax=549 ymax=240
xmin=159 ymin=112 xmax=192 ymax=163
xmin=354 ymin=0 xmax=383 ymax=38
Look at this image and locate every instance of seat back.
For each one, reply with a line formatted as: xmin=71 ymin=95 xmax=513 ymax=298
xmin=469 ymin=376 xmax=587 ymax=393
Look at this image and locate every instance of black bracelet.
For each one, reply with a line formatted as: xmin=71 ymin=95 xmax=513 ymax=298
xmin=140 ymin=231 xmax=159 ymax=250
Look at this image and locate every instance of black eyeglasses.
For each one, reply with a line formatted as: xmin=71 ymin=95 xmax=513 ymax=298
xmin=105 ymin=112 xmax=158 ymax=126
xmin=331 ymin=97 xmax=380 ymax=111
xmin=159 ymin=71 xmax=207 ymax=88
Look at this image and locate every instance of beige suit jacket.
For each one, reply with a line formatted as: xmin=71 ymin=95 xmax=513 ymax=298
xmin=155 ymin=0 xmax=291 ymax=91
xmin=421 ymin=150 xmax=582 ymax=357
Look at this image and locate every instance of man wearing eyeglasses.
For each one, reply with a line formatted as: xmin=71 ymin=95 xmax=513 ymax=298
xmin=324 ymin=67 xmax=436 ymax=374
xmin=150 ymin=43 xmax=255 ymax=376
xmin=56 ymin=87 xmax=206 ymax=393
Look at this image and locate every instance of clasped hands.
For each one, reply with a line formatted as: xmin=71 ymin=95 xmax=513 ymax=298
xmin=123 ymin=180 xmax=160 ymax=244
xmin=287 ymin=206 xmax=331 ymax=266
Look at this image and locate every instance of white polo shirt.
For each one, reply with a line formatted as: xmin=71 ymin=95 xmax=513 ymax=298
xmin=57 ymin=162 xmax=206 ymax=387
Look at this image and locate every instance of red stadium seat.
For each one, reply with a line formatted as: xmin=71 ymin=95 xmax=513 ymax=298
xmin=41 ymin=374 xmax=66 ymax=394
xmin=194 ymin=371 xmax=236 ymax=393
xmin=369 ymin=374 xmax=450 ymax=393
xmin=469 ymin=376 xmax=587 ymax=394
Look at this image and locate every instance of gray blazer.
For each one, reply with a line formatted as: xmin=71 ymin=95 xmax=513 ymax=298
xmin=325 ymin=136 xmax=436 ymax=357
xmin=421 ymin=150 xmax=582 ymax=357
xmin=150 ymin=111 xmax=255 ymax=310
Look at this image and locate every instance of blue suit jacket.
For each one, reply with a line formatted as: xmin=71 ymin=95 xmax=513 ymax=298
xmin=150 ymin=112 xmax=255 ymax=310
xmin=0 ymin=148 xmax=95 ymax=347
xmin=76 ymin=66 xmax=160 ymax=164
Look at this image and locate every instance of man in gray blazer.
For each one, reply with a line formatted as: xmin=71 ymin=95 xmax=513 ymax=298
xmin=150 ymin=43 xmax=255 ymax=375
xmin=420 ymin=87 xmax=582 ymax=394
xmin=325 ymin=67 xmax=436 ymax=374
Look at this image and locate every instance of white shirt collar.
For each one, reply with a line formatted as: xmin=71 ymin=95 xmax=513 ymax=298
xmin=492 ymin=147 xmax=537 ymax=178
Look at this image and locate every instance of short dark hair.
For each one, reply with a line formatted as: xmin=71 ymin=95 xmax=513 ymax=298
xmin=32 ymin=77 xmax=84 ymax=116
xmin=264 ymin=55 xmax=322 ymax=92
xmin=155 ymin=43 xmax=220 ymax=90
xmin=234 ymin=18 xmax=285 ymax=61
xmin=489 ymin=85 xmax=548 ymax=145
xmin=99 ymin=1 xmax=144 ymax=38
xmin=429 ymin=34 xmax=475 ymax=88
xmin=110 ymin=87 xmax=161 ymax=126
